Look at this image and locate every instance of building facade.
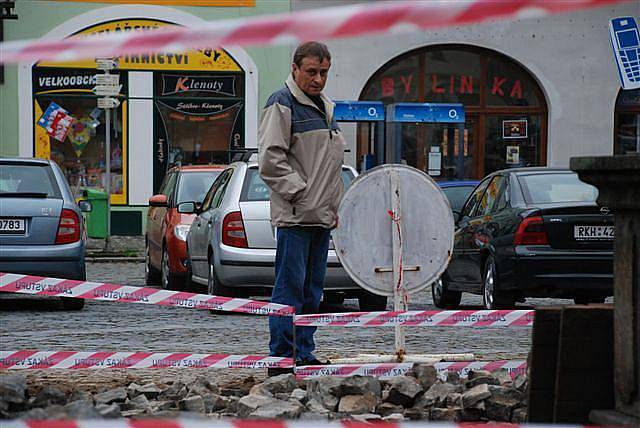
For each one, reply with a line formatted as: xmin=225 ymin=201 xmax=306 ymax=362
xmin=0 ymin=0 xmax=290 ymax=234
xmin=1 ymin=1 xmax=638 ymax=234
xmin=294 ymin=0 xmax=639 ymax=177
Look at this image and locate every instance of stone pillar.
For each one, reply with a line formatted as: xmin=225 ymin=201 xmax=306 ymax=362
xmin=571 ymin=155 xmax=640 ymax=424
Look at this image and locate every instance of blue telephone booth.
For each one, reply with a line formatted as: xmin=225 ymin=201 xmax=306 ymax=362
xmin=385 ymin=103 xmax=467 ymax=180
xmin=334 ymin=101 xmax=385 ymax=171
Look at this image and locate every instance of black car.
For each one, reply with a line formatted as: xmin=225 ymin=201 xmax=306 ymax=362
xmin=433 ymin=167 xmax=613 ymax=309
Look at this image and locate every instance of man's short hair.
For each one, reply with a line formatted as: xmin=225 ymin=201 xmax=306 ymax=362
xmin=293 ymin=41 xmax=331 ymax=67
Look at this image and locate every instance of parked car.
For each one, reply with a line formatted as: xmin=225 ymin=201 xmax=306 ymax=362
xmin=0 ymin=157 xmax=91 ymax=310
xmin=182 ymin=161 xmax=387 ymax=311
xmin=438 ymin=180 xmax=480 ymax=212
xmin=146 ymin=164 xmax=225 ymax=290
xmin=432 ymin=167 xmax=614 ymax=309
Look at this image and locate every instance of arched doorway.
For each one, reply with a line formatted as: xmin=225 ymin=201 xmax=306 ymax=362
xmin=358 ymin=45 xmax=548 ymax=179
xmin=614 ymin=88 xmax=640 ymax=154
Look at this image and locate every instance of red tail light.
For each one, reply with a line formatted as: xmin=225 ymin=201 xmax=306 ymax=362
xmin=56 ymin=209 xmax=81 ymax=244
xmin=222 ymin=211 xmax=248 ymax=248
xmin=514 ymin=216 xmax=548 ymax=245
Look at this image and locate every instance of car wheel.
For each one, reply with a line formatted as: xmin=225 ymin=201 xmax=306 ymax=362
xmin=358 ymin=290 xmax=387 ymax=311
xmin=161 ymin=247 xmax=183 ymax=291
xmin=184 ymin=259 xmax=196 ymax=293
xmin=432 ymin=276 xmax=462 ymax=309
xmin=574 ymin=295 xmax=607 ymax=305
xmin=145 ymin=239 xmax=160 ymax=286
xmin=207 ymin=256 xmax=232 ymax=297
xmin=60 ymin=297 xmax=85 ymax=310
xmin=482 ymin=256 xmax=514 ymax=310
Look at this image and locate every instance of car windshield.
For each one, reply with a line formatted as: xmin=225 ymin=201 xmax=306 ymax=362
xmin=176 ymin=171 xmax=222 ymax=204
xmin=241 ymin=167 xmax=356 ymax=202
xmin=442 ymin=185 xmax=476 ymax=212
xmin=0 ymin=162 xmax=61 ymax=198
xmin=519 ymin=172 xmax=599 ymax=204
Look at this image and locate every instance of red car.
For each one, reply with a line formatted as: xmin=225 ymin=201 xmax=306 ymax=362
xmin=146 ymin=165 xmax=225 ymax=290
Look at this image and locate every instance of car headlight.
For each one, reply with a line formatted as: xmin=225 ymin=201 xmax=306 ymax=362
xmin=174 ymin=224 xmax=191 ymax=241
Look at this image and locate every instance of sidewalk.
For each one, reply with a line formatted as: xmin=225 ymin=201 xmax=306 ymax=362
xmin=86 ymin=235 xmax=145 ymax=261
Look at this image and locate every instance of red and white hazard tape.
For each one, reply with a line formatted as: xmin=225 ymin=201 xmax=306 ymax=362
xmin=294 ymin=360 xmax=527 ymax=380
xmin=0 ymin=350 xmax=293 ymax=370
xmin=0 ymin=0 xmax=624 ymax=64
xmin=0 ymin=273 xmax=293 ymax=316
xmin=294 ymin=310 xmax=534 ymax=327
xmin=1 ymin=421 xmax=585 ymax=428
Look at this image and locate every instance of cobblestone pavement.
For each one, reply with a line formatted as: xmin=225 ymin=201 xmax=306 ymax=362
xmin=0 ymin=261 xmax=611 ymax=390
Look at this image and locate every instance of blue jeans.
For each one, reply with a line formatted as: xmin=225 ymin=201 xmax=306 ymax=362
xmin=269 ymin=226 xmax=331 ymax=361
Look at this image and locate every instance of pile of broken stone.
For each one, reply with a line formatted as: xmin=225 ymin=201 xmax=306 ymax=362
xmin=0 ymin=365 xmax=527 ymax=422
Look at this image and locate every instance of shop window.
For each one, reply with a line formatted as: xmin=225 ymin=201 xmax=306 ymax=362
xmin=34 ymin=95 xmax=126 ymax=204
xmin=484 ymin=115 xmax=541 ymax=174
xmin=485 ymin=57 xmax=541 ymax=107
xmin=423 ymin=50 xmax=481 ymax=106
xmin=359 ymin=45 xmax=548 ymax=178
xmin=155 ymin=99 xmax=243 ymax=165
xmin=153 ymin=72 xmax=245 ymax=192
xmin=614 ymin=89 xmax=640 ymax=154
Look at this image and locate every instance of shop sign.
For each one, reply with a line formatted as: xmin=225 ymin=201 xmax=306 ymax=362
xmin=503 ymin=119 xmax=528 ymax=139
xmin=156 ymin=99 xmax=241 ymax=116
xmin=97 ymin=97 xmax=121 ymax=109
xmin=93 ymin=85 xmax=123 ymax=96
xmin=161 ymin=75 xmax=236 ymax=96
xmin=34 ymin=68 xmax=127 ymax=94
xmin=95 ymin=74 xmax=120 ymax=86
xmin=96 ymin=58 xmax=119 ymax=71
xmin=37 ymin=19 xmax=242 ymax=72
xmin=380 ymin=72 xmax=525 ymax=101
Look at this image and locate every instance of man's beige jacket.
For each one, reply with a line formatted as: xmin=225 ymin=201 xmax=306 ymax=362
xmin=258 ymin=74 xmax=345 ymax=228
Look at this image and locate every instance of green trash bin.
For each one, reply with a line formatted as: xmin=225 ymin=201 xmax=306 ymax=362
xmin=82 ymin=189 xmax=108 ymax=239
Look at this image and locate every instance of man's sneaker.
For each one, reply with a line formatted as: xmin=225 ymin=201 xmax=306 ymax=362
xmin=297 ymin=358 xmax=331 ymax=366
xmin=267 ymin=367 xmax=294 ymax=377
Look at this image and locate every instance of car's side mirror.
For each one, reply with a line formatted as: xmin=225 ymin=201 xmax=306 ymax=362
xmin=177 ymin=201 xmax=197 ymax=214
xmin=149 ymin=194 xmax=167 ymax=207
xmin=78 ymin=200 xmax=92 ymax=212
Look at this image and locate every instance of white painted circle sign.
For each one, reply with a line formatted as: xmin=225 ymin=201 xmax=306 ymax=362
xmin=333 ymin=164 xmax=454 ymax=296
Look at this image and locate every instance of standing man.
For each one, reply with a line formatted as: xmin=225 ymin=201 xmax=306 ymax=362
xmin=259 ymin=41 xmax=344 ymax=375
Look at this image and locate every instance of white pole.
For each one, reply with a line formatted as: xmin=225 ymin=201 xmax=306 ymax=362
xmin=104 ymin=81 xmax=111 ymax=252
xmin=390 ymin=169 xmax=406 ymax=360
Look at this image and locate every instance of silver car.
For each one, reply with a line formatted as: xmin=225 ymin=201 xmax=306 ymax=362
xmin=183 ymin=161 xmax=387 ymax=311
xmin=0 ymin=158 xmax=90 ymax=310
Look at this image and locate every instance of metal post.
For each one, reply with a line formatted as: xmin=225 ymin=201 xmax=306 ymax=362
xmin=104 ymin=100 xmax=111 ymax=252
xmin=291 ymin=316 xmax=297 ymax=367
xmin=636 ymin=116 xmax=640 ymax=154
xmin=390 ymin=169 xmax=406 ymax=360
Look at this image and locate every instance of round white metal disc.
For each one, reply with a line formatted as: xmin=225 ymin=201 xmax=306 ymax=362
xmin=333 ymin=164 xmax=454 ymax=296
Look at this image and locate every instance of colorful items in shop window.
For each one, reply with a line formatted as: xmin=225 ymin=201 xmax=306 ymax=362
xmin=37 ymin=102 xmax=75 ymax=143
xmin=68 ymin=115 xmax=100 ymax=157
xmin=111 ymin=145 xmax=122 ymax=169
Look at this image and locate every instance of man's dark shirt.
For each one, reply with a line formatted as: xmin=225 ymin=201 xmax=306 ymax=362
xmin=308 ymin=95 xmax=325 ymax=115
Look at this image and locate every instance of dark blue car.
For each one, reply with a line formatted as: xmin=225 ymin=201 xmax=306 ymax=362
xmin=438 ymin=180 xmax=480 ymax=213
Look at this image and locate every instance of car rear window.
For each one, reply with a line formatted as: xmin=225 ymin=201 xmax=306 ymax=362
xmin=176 ymin=171 xmax=222 ymax=204
xmin=0 ymin=162 xmax=61 ymax=198
xmin=241 ymin=167 xmax=356 ymax=202
xmin=518 ymin=172 xmax=598 ymax=204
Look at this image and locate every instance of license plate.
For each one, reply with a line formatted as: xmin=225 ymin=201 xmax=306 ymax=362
xmin=574 ymin=225 xmax=614 ymax=240
xmin=0 ymin=218 xmax=26 ymax=234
